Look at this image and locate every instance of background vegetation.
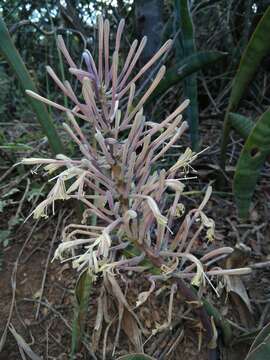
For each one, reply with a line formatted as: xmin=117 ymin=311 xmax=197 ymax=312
xmin=1 ymin=1 xmax=270 ymax=359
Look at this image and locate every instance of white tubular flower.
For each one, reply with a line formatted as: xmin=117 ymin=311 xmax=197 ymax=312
xmin=145 ymin=196 xmax=167 ymax=226
xmin=123 ymin=209 xmax=137 ymax=220
xmin=71 ymin=230 xmax=112 ymax=272
xmin=51 ymin=167 xmax=84 ymax=181
xmin=56 ymin=154 xmax=73 ymax=161
xmin=184 ymin=253 xmax=205 ymax=287
xmin=200 ymin=212 xmax=215 ymax=242
xmin=53 ymin=238 xmax=93 ymax=261
xmin=97 ymin=231 xmax=111 ymax=258
xmin=199 ymin=185 xmax=212 ymax=211
xmin=66 ymin=171 xmax=86 ymax=194
xmin=21 ymin=158 xmax=57 ymax=165
xmin=169 ymin=148 xmax=196 ymax=172
xmin=32 ymin=198 xmax=52 ymax=219
xmin=50 ymin=177 xmax=69 ymax=201
xmin=136 ymin=279 xmax=156 ymax=308
xmin=134 ymin=195 xmax=167 ymax=226
xmin=72 ymin=249 xmax=91 ymax=270
xmin=31 ymin=178 xmax=69 ymax=219
xmin=165 ymin=179 xmax=185 ymax=193
xmin=44 ymin=163 xmax=64 ymax=174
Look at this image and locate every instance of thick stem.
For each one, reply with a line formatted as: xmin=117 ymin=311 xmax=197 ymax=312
xmin=174 ymin=277 xmax=213 ymax=343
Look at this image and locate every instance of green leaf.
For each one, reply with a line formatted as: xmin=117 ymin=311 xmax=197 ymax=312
xmin=233 ymin=108 xmax=270 ymax=218
xmin=175 ymin=0 xmax=198 ymax=150
xmin=0 ymin=17 xmax=64 ymax=155
xmin=245 ymin=322 xmax=270 ymax=360
xmin=71 ymin=270 xmax=93 ymax=357
xmin=200 ymin=296 xmax=232 ymax=346
xmin=228 ymin=6 xmax=270 ymax=112
xmin=116 ymin=354 xmax=156 ymax=360
xmin=220 ymin=6 xmax=270 ymax=169
xmin=229 ymin=112 xmax=254 ymax=140
xmin=148 ymin=51 xmax=226 ymax=104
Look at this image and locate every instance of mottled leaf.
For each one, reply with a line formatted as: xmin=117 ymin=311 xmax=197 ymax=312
xmin=229 ymin=112 xmax=254 ymax=140
xmin=221 ymin=6 xmax=270 ymax=168
xmin=233 ymin=108 xmax=270 ymax=218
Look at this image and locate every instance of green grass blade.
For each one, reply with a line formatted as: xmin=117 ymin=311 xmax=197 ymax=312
xmin=233 ymin=108 xmax=270 ymax=218
xmin=71 ymin=270 xmax=93 ymax=358
xmin=175 ymin=0 xmax=198 ymax=150
xmin=220 ymin=6 xmax=270 ymax=169
xmin=229 ymin=112 xmax=254 ymax=140
xmin=0 ymin=16 xmax=64 ymax=155
xmin=148 ymin=51 xmax=226 ymax=104
xmin=228 ymin=6 xmax=270 ymax=112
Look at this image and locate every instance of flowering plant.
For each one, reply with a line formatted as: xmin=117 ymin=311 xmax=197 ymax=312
xmin=21 ymin=16 xmax=250 ymax=355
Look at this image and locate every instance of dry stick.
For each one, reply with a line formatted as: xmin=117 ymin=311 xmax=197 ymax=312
xmin=35 ymin=210 xmax=64 ymax=319
xmin=21 ymin=223 xmax=50 ymax=264
xmin=251 ymin=261 xmax=270 ymax=269
xmin=0 ymin=219 xmax=40 ymax=351
xmin=23 ymin=298 xmax=97 ymax=359
xmin=0 ymin=171 xmax=30 ymax=193
xmin=15 ymin=178 xmax=30 ymax=220
xmin=0 ymin=164 xmax=16 ymax=183
xmin=155 ymin=326 xmax=184 ymax=359
xmin=46 ymin=328 xmax=66 ymax=351
xmin=258 ymin=302 xmax=270 ymax=329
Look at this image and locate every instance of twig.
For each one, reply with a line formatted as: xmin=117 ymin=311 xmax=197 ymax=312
xmin=15 ymin=178 xmax=30 ymax=220
xmin=250 ymin=261 xmax=270 ymax=270
xmin=23 ymin=298 xmax=97 ymax=359
xmin=20 ymin=223 xmax=50 ymax=264
xmin=258 ymin=303 xmax=270 ymax=329
xmin=159 ymin=327 xmax=184 ymax=358
xmin=35 ymin=210 xmax=64 ymax=319
xmin=8 ymin=19 xmax=86 ymax=48
xmin=0 ymin=164 xmax=16 ymax=183
xmin=0 ymin=219 xmax=39 ymax=351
